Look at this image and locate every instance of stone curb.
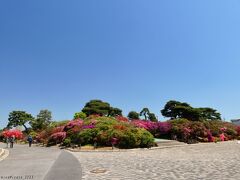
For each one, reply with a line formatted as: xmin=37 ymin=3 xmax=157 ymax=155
xmin=66 ymin=144 xmax=188 ymax=153
xmin=0 ymin=148 xmax=4 ymax=157
xmin=68 ymin=140 xmax=240 ymax=153
xmin=0 ymin=148 xmax=9 ymax=162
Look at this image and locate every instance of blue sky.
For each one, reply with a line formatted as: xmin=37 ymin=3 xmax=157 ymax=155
xmin=1 ymin=1 xmax=240 ymax=128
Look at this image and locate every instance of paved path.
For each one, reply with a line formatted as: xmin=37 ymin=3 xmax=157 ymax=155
xmin=0 ymin=143 xmax=82 ymax=180
xmin=72 ymin=141 xmax=240 ymax=180
xmin=44 ymin=150 xmax=82 ymax=180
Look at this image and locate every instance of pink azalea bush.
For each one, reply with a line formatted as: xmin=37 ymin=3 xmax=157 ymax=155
xmin=36 ymin=115 xmax=240 ymax=147
xmin=49 ymin=132 xmax=66 ymax=144
xmin=131 ymin=120 xmax=171 ymax=138
xmin=207 ymin=131 xmax=214 ymax=142
xmin=44 ymin=116 xmax=154 ymax=148
xmin=219 ymin=133 xmax=225 ymax=141
xmin=64 ymin=119 xmax=84 ymax=131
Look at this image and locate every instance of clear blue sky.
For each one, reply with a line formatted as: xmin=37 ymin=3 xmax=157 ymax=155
xmin=1 ymin=1 xmax=240 ymax=128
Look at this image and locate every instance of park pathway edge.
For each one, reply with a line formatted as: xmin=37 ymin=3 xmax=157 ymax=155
xmin=0 ymin=148 xmax=9 ymax=162
xmin=43 ymin=150 xmax=82 ymax=180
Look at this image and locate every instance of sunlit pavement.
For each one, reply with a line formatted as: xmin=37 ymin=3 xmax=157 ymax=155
xmin=0 ymin=143 xmax=82 ymax=180
xmin=72 ymin=141 xmax=240 ymax=180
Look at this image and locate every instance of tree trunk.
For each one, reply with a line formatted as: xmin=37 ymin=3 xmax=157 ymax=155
xmin=23 ymin=124 xmax=28 ymax=133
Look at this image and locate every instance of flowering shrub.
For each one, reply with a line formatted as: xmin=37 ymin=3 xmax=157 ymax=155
xmin=236 ymin=126 xmax=240 ymax=136
xmin=131 ymin=120 xmax=171 ymax=138
xmin=49 ymin=132 xmax=66 ymax=145
xmin=220 ymin=127 xmax=227 ymax=132
xmin=111 ymin=137 xmax=119 ymax=145
xmin=64 ymin=119 xmax=84 ymax=131
xmin=158 ymin=122 xmax=172 ymax=135
xmin=52 ymin=126 xmax=65 ymax=134
xmin=2 ymin=129 xmax=23 ymax=139
xmin=207 ymin=131 xmax=214 ymax=142
xmin=82 ymin=125 xmax=95 ymax=129
xmin=132 ymin=120 xmax=155 ymax=130
xmin=37 ymin=115 xmax=240 ymax=147
xmin=169 ymin=119 xmax=239 ymax=143
xmin=116 ymin=116 xmax=129 ymax=122
xmin=219 ymin=133 xmax=225 ymax=141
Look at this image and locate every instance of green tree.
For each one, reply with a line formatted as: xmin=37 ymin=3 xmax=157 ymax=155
xmin=74 ymin=112 xmax=87 ymax=120
xmin=161 ymin=100 xmax=222 ymax=121
xmin=82 ymin=100 xmax=111 ymax=116
xmin=82 ymin=100 xmax=122 ymax=117
xmin=108 ymin=107 xmax=122 ymax=117
xmin=140 ymin=108 xmax=150 ymax=120
xmin=148 ymin=113 xmax=158 ymax=122
xmin=197 ymin=108 xmax=221 ymax=121
xmin=30 ymin=110 xmax=52 ymax=131
xmin=127 ymin=111 xmax=140 ymax=120
xmin=7 ymin=111 xmax=34 ymax=132
xmin=161 ymin=100 xmax=192 ymax=119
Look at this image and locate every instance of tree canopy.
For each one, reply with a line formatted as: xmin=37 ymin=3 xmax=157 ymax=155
xmin=7 ymin=111 xmax=34 ymax=132
xmin=161 ymin=100 xmax=221 ymax=121
xmin=127 ymin=111 xmax=140 ymax=120
xmin=140 ymin=108 xmax=150 ymax=120
xmin=30 ymin=110 xmax=52 ymax=131
xmin=74 ymin=111 xmax=87 ymax=120
xmin=108 ymin=107 xmax=122 ymax=117
xmin=82 ymin=100 xmax=122 ymax=117
xmin=148 ymin=113 xmax=158 ymax=122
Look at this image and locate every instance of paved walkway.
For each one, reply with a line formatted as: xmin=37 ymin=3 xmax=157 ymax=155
xmin=1 ymin=141 xmax=240 ymax=180
xmin=72 ymin=141 xmax=240 ymax=180
xmin=44 ymin=150 xmax=82 ymax=180
xmin=0 ymin=143 xmax=82 ymax=180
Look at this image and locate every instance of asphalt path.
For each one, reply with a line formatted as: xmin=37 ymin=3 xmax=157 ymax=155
xmin=0 ymin=143 xmax=82 ymax=180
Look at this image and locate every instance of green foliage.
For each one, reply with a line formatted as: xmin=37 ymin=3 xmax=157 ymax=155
xmin=63 ymin=138 xmax=72 ymax=147
xmin=30 ymin=109 xmax=52 ymax=131
xmin=29 ymin=131 xmax=38 ymax=139
xmin=161 ymin=100 xmax=221 ymax=121
xmin=148 ymin=113 xmax=158 ymax=122
xmin=161 ymin=101 xmax=191 ymax=119
xmin=140 ymin=108 xmax=150 ymax=120
xmin=56 ymin=116 xmax=155 ymax=148
xmin=169 ymin=118 xmax=190 ymax=137
xmin=127 ymin=111 xmax=140 ymax=120
xmin=78 ymin=128 xmax=99 ymax=145
xmin=204 ymin=120 xmax=237 ymax=139
xmin=82 ymin=100 xmax=111 ymax=116
xmin=49 ymin=120 xmax=70 ymax=128
xmin=169 ymin=118 xmax=239 ymax=143
xmin=108 ymin=107 xmax=122 ymax=116
xmin=116 ymin=128 xmax=154 ymax=148
xmin=196 ymin=108 xmax=221 ymax=121
xmin=82 ymin=99 xmax=122 ymax=117
xmin=7 ymin=111 xmax=34 ymax=132
xmin=74 ymin=112 xmax=87 ymax=120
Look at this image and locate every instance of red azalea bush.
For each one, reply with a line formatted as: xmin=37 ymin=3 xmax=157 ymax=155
xmin=2 ymin=129 xmax=23 ymax=139
xmin=116 ymin=116 xmax=129 ymax=122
